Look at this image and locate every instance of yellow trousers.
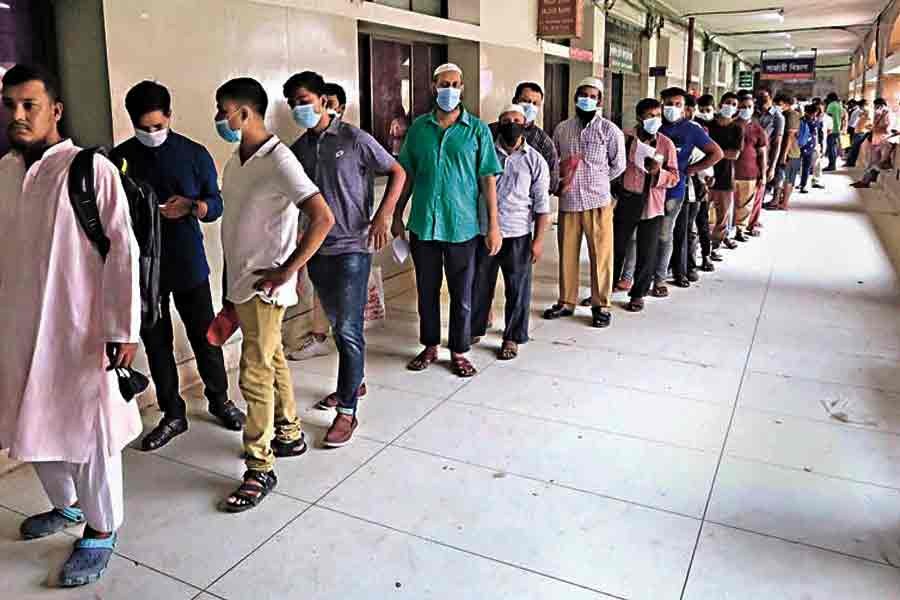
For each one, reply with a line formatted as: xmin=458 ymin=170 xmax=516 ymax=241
xmin=557 ymin=207 xmax=614 ymax=309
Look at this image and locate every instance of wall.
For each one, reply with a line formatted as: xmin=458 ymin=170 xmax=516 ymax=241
xmin=479 ymin=43 xmax=544 ymax=124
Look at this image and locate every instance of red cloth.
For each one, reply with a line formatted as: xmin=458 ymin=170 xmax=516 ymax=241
xmin=734 ymin=121 xmax=768 ymax=181
xmin=207 ymin=304 xmax=240 ymax=347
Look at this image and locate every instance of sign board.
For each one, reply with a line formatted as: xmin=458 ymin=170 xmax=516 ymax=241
xmin=608 ymin=43 xmax=635 ymax=72
xmin=739 ymin=70 xmax=754 ymax=88
xmin=649 ymin=66 xmax=667 ymax=77
xmin=760 ymin=57 xmax=816 ymax=81
xmin=569 ymin=47 xmax=593 ymax=63
xmin=538 ymin=0 xmax=584 ymax=39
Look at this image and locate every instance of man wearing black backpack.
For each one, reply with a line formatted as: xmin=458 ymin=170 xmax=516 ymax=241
xmin=1 ymin=64 xmax=141 ymax=587
xmin=112 ymin=81 xmax=245 ymax=451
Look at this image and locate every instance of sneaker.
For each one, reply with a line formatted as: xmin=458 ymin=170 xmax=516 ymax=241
xmin=799 ymin=188 xmax=808 ymax=194
xmin=812 ymin=183 xmax=825 ymax=189
xmin=287 ymin=334 xmax=332 ymax=361
xmin=323 ymin=414 xmax=358 ymax=448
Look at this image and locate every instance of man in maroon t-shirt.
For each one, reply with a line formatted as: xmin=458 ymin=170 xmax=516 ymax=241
xmin=733 ymin=94 xmax=768 ymax=241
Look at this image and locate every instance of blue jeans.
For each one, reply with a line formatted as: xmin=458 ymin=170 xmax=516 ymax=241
xmin=800 ymin=150 xmax=814 ymax=189
xmin=308 ymin=252 xmax=371 ymax=415
xmin=654 ymin=195 xmax=685 ymax=284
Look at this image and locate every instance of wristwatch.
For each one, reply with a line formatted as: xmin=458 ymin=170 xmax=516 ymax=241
xmin=190 ymin=200 xmax=200 ymax=217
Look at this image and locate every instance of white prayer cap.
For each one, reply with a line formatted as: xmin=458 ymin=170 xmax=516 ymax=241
xmin=500 ymin=104 xmax=526 ymax=118
xmin=577 ymin=76 xmax=604 ymax=91
xmin=433 ymin=63 xmax=463 ymax=79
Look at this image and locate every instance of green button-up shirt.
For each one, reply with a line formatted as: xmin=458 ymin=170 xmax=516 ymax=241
xmin=398 ymin=109 xmax=502 ymax=243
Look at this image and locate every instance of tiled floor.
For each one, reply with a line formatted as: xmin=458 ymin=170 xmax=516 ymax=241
xmin=3 ymin=170 xmax=900 ymax=599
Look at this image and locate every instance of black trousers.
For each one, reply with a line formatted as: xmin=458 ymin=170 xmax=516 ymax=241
xmin=671 ymin=201 xmax=699 ymax=278
xmin=691 ymin=199 xmax=711 ymax=263
xmin=471 ymin=234 xmax=533 ymax=344
xmin=141 ymin=279 xmax=229 ymax=419
xmin=410 ymin=233 xmax=478 ymax=354
xmin=613 ymin=199 xmax=662 ymax=300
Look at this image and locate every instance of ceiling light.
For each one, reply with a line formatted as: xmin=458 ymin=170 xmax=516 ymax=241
xmin=0 ymin=2 xmax=11 ymax=9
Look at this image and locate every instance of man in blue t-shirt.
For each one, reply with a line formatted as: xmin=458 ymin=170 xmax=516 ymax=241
xmin=655 ymin=88 xmax=723 ymax=297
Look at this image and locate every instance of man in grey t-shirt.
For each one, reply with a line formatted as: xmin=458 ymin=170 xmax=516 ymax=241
xmin=471 ymin=105 xmax=551 ymax=360
xmin=287 ymin=71 xmax=406 ymax=448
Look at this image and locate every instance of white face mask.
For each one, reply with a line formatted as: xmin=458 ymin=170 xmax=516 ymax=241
xmin=719 ymin=105 xmax=737 ymax=119
xmin=327 ymin=109 xmax=342 ymax=118
xmin=737 ymin=108 xmax=754 ymax=121
xmin=642 ymin=116 xmax=663 ymax=135
xmin=663 ymin=105 xmax=683 ymax=123
xmin=135 ymin=127 xmax=169 ymax=148
xmin=696 ymin=110 xmax=714 ymax=122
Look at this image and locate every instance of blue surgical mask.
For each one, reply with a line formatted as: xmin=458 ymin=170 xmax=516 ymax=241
xmin=215 ymin=116 xmax=241 ymax=144
xmin=642 ymin=116 xmax=662 ymax=135
xmin=663 ymin=105 xmax=683 ymax=123
xmin=575 ymin=96 xmax=598 ymax=112
xmin=436 ymin=87 xmax=462 ymax=112
xmin=719 ymin=105 xmax=737 ymax=118
xmin=520 ymin=102 xmax=539 ymax=123
xmin=737 ymin=108 xmax=754 ymax=121
xmin=292 ymin=104 xmax=322 ymax=129
xmin=769 ymin=105 xmax=779 ymax=116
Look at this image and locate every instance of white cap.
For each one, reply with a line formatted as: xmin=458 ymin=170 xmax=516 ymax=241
xmin=577 ymin=76 xmax=604 ymax=91
xmin=500 ymin=103 xmax=526 ymax=118
xmin=433 ymin=63 xmax=463 ymax=79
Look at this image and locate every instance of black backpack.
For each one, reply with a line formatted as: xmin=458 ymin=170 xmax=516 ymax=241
xmin=68 ymin=147 xmax=162 ymax=330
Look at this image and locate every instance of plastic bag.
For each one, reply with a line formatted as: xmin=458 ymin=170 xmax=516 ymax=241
xmin=364 ymin=266 xmax=386 ymax=329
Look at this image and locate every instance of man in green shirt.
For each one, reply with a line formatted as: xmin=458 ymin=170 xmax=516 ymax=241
xmin=392 ymin=63 xmax=502 ymax=378
xmin=824 ymin=92 xmax=843 ymax=171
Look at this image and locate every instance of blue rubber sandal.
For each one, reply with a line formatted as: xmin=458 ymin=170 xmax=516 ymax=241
xmin=59 ymin=534 xmax=117 ymax=588
xmin=20 ymin=507 xmax=85 ymax=540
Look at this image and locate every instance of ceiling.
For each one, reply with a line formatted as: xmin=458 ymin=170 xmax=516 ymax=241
xmin=657 ymin=0 xmax=889 ymax=64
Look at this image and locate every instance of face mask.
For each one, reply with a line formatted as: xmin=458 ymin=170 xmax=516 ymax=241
xmin=575 ymin=96 xmax=598 ymax=113
xmin=719 ymin=105 xmax=737 ymax=118
xmin=663 ymin=105 xmax=683 ymax=122
xmin=327 ymin=109 xmax=342 ymax=118
xmin=215 ymin=113 xmax=242 ymax=144
xmin=769 ymin=105 xmax=779 ymax=115
xmin=737 ymin=108 xmax=754 ymax=121
xmin=520 ymin=102 xmax=539 ymax=123
xmin=498 ymin=122 xmax=524 ymax=146
xmin=696 ymin=111 xmax=713 ymax=122
xmin=436 ymin=87 xmax=462 ymax=112
xmin=135 ymin=127 xmax=169 ymax=148
xmin=642 ymin=116 xmax=662 ymax=135
xmin=292 ymin=104 xmax=321 ymax=129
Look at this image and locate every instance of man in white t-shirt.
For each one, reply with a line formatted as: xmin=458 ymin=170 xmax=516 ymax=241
xmin=213 ymin=78 xmax=335 ymax=513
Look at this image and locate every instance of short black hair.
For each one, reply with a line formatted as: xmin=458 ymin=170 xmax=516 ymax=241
xmin=323 ymin=82 xmax=347 ymax=107
xmin=737 ymin=89 xmax=753 ymax=99
xmin=697 ymin=94 xmax=715 ymax=108
xmin=283 ymin=71 xmax=326 ymax=99
xmin=804 ymin=103 xmax=818 ymax=115
xmin=217 ymin=77 xmax=268 ymax=117
xmin=1 ymin=63 xmax=61 ymax=102
xmin=660 ymin=87 xmax=688 ymax=101
xmin=774 ymin=92 xmax=793 ymax=106
xmin=636 ymin=98 xmax=660 ymax=118
xmin=826 ymin=92 xmax=839 ymax=103
xmin=858 ymin=98 xmax=868 ymax=106
xmin=875 ymin=97 xmax=887 ymax=107
xmin=125 ymin=80 xmax=171 ymax=124
xmin=514 ymin=81 xmax=544 ymax=100
xmin=684 ymin=94 xmax=697 ymax=108
xmin=720 ymin=92 xmax=739 ymax=105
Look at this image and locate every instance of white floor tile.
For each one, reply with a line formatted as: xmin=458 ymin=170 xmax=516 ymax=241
xmin=726 ymin=409 xmax=900 ymax=488
xmin=684 ymin=523 xmax=900 ymax=600
xmin=748 ymin=343 xmax=900 ymax=392
xmin=0 ymin=506 xmax=198 ymax=599
xmin=321 ymin=446 xmax=700 ymax=599
xmin=708 ymin=457 xmax=900 ymax=565
xmin=449 ymin=365 xmax=732 ymax=451
xmin=209 ymin=506 xmax=604 ymax=600
xmin=398 ymin=401 xmax=718 ymax=516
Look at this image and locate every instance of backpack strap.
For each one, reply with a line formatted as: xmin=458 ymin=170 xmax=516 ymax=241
xmin=68 ymin=148 xmax=111 ymax=261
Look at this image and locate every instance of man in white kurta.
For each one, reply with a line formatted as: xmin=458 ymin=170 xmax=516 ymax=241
xmin=0 ymin=64 xmax=141 ymax=587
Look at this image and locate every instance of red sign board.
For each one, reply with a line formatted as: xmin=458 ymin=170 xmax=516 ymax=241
xmin=569 ymin=47 xmax=593 ymax=63
xmin=538 ymin=0 xmax=584 ymax=39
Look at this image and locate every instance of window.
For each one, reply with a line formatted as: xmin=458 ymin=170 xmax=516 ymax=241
xmin=368 ymin=0 xmax=447 ymax=18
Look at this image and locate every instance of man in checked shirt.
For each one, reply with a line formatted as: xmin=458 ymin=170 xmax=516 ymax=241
xmin=543 ymin=77 xmax=626 ymax=329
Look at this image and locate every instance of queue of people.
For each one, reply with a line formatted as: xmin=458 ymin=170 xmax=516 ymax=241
xmin=1 ymin=59 xmax=854 ymax=586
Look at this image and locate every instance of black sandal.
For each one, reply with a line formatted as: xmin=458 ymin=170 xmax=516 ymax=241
xmin=543 ymin=303 xmax=574 ymax=320
xmin=498 ymin=342 xmax=518 ymax=361
xmin=222 ymin=470 xmax=277 ymax=513
xmin=591 ymin=308 xmax=612 ymax=328
xmin=625 ymin=298 xmax=645 ymax=312
xmin=272 ymin=433 xmax=308 ymax=458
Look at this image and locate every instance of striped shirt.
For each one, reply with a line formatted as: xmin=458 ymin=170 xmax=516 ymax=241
xmin=553 ymin=115 xmax=626 ymax=212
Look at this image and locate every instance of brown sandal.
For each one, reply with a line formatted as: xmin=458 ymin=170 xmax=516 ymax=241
xmin=625 ymin=298 xmax=645 ymax=312
xmin=652 ymin=284 xmax=669 ymax=298
xmin=451 ymin=355 xmax=477 ymax=378
xmin=407 ymin=347 xmax=438 ymax=371
xmin=498 ymin=341 xmax=518 ymax=361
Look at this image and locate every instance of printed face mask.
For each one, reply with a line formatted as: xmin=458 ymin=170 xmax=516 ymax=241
xmin=135 ymin=127 xmax=169 ymax=148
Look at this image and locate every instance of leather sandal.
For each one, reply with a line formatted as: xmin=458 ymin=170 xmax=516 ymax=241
xmin=498 ymin=341 xmax=518 ymax=361
xmin=543 ymin=303 xmax=574 ymax=319
xmin=625 ymin=298 xmax=645 ymax=312
xmin=591 ymin=307 xmax=612 ymax=328
xmin=222 ymin=470 xmax=277 ymax=513
xmin=451 ymin=355 xmax=477 ymax=378
xmin=407 ymin=347 xmax=438 ymax=371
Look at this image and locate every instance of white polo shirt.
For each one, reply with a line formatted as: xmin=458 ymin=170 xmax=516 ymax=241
xmin=221 ymin=135 xmax=319 ymax=307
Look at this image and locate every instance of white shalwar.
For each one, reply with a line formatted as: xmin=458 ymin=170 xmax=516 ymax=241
xmin=0 ymin=140 xmax=141 ymax=532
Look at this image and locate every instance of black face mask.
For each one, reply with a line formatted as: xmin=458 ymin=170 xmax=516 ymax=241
xmin=576 ymin=107 xmax=597 ymax=123
xmin=498 ymin=122 xmax=524 ymax=146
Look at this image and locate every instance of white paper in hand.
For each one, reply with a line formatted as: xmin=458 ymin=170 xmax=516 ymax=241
xmin=635 ymin=141 xmax=657 ymax=173
xmin=392 ymin=237 xmax=411 ymax=264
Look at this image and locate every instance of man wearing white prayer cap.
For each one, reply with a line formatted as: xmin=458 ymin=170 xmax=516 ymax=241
xmin=472 ymin=103 xmax=551 ymax=360
xmin=391 ymin=61 xmax=503 ymax=378
xmin=543 ymin=75 xmax=626 ymax=328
